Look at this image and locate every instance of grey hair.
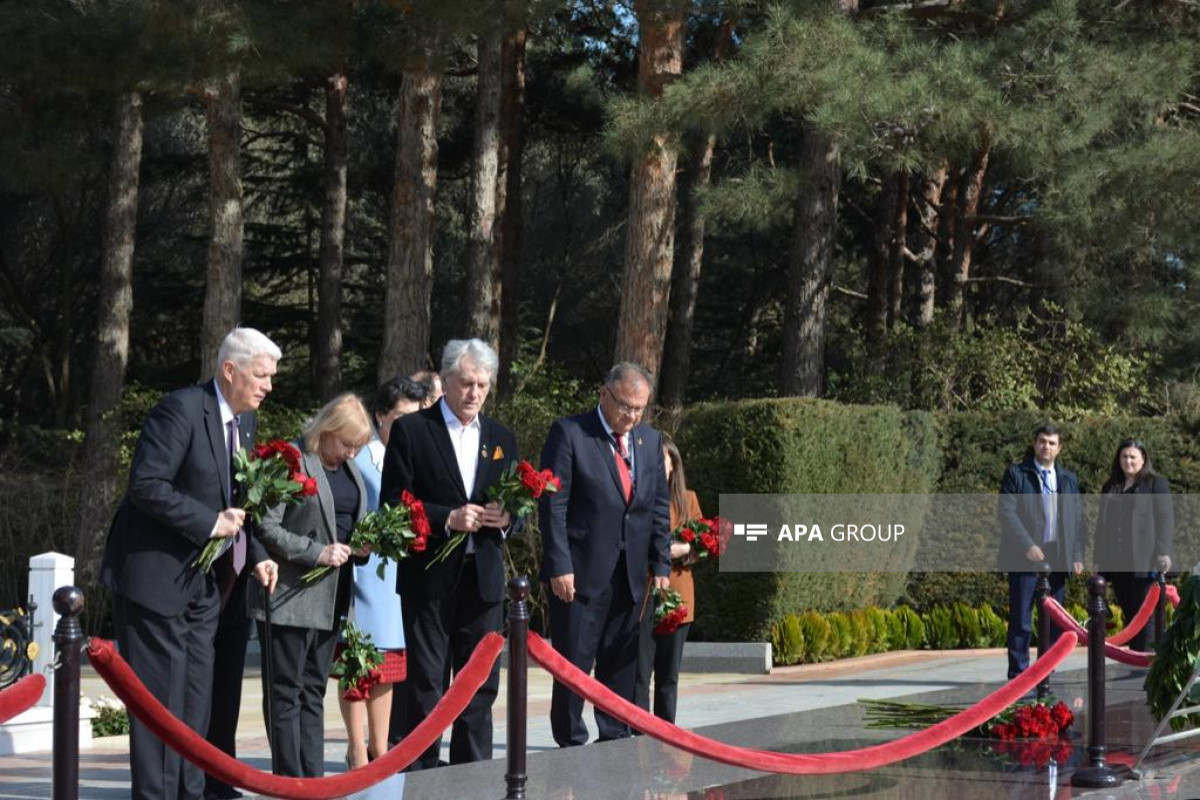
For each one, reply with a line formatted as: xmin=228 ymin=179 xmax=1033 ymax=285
xmin=440 ymin=338 xmax=499 ymax=383
xmin=605 ymin=362 xmax=655 ymax=394
xmin=215 ymin=327 xmax=282 ymax=374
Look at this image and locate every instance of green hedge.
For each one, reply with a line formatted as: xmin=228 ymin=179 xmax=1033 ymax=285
xmin=677 ymin=401 xmax=1200 ymax=642
xmin=676 ymin=398 xmax=941 ymax=642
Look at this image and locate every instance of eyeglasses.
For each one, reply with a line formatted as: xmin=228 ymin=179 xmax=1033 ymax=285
xmin=604 ymin=387 xmax=646 ymax=417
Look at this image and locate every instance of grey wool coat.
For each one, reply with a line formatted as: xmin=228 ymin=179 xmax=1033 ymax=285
xmin=249 ymin=445 xmax=366 ymax=631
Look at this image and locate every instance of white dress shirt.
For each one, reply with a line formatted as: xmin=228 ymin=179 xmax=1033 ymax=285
xmin=441 ymin=398 xmax=482 ymax=552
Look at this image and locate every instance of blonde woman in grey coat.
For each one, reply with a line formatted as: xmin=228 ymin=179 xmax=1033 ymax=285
xmin=250 ymin=393 xmax=371 ymax=777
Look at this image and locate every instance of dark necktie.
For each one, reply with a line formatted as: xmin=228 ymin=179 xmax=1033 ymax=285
xmin=228 ymin=416 xmax=246 ymax=575
xmin=1040 ymin=467 xmax=1056 ymax=545
xmin=613 ymin=433 xmax=633 ymax=504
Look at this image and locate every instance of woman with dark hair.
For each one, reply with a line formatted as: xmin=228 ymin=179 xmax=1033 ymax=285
xmin=338 ymin=378 xmax=427 ymax=768
xmin=1094 ymin=438 xmax=1174 ymax=652
xmin=634 ymin=436 xmax=703 ymax=723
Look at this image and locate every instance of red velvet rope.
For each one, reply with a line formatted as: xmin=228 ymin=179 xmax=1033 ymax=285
xmin=86 ymin=632 xmax=504 ymax=799
xmin=1104 ymin=583 xmax=1160 ymax=647
xmin=527 ymin=630 xmax=1078 ymax=775
xmin=0 ymin=673 xmax=45 ymax=724
xmin=1041 ymin=598 xmax=1153 ymax=668
xmin=1167 ymin=584 xmax=1180 ymax=607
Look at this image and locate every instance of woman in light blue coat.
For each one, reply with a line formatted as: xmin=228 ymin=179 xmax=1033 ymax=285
xmin=339 ymin=378 xmax=426 ymax=767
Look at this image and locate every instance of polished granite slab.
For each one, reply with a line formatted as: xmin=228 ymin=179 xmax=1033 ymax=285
xmin=394 ymin=667 xmax=1199 ymax=800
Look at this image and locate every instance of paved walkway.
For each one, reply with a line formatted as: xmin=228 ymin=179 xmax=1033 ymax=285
xmin=0 ymin=645 xmax=1174 ymax=799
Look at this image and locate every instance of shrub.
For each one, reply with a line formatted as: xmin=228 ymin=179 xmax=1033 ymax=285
xmin=884 ymin=609 xmax=905 ymax=651
xmin=797 ymin=611 xmax=833 ymax=662
xmin=923 ymin=607 xmax=957 ymax=650
xmin=87 ymin=696 xmax=129 ymax=738
xmin=772 ymin=614 xmax=805 ymax=666
xmin=865 ymin=607 xmax=890 ymax=652
xmin=978 ymin=604 xmax=1007 ymax=647
xmin=951 ymin=603 xmax=986 ymax=649
xmin=826 ymin=613 xmax=853 ymax=659
xmin=895 ymin=605 xmax=926 ymax=650
xmin=848 ymin=610 xmax=873 ymax=657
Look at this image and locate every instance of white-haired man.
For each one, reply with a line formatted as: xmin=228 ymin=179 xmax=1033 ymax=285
xmin=102 ymin=327 xmax=280 ymax=800
xmin=380 ymin=338 xmax=520 ymax=769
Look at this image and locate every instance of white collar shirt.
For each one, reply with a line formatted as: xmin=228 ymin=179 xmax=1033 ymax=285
xmin=441 ymin=399 xmax=483 ymax=552
xmin=596 ymin=406 xmax=635 ymax=480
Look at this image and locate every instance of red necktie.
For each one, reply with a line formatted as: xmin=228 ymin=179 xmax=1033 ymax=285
xmin=613 ymin=434 xmax=633 ymax=504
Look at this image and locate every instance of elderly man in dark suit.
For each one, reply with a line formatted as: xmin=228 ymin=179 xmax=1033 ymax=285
xmin=998 ymin=424 xmax=1085 ymax=680
xmin=101 ymin=327 xmax=280 ymax=800
xmin=380 ymin=338 xmax=520 ymax=769
xmin=540 ymin=362 xmax=671 ymax=746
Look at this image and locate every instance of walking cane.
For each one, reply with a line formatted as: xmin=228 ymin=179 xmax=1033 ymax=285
xmin=262 ymin=581 xmax=277 ymax=774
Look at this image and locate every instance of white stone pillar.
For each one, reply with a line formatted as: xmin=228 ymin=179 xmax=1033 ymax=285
xmin=28 ymin=552 xmax=75 ymax=706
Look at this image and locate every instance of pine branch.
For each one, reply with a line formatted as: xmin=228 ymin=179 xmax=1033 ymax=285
xmin=834 ymin=284 xmax=868 ymax=300
xmin=251 ymin=97 xmax=328 ymax=134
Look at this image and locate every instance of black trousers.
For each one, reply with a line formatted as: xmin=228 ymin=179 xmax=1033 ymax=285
xmin=395 ymin=559 xmax=503 ymax=769
xmin=205 ymin=570 xmax=250 ymax=799
xmin=115 ymin=587 xmax=220 ymax=800
xmin=259 ymin=622 xmax=338 ymax=777
xmin=1108 ymin=573 xmax=1155 ymax=652
xmin=548 ymin=554 xmax=639 ymax=746
xmin=634 ymin=609 xmax=690 ymax=724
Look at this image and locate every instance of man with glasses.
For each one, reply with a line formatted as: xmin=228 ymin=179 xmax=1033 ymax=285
xmin=539 ymin=362 xmax=671 ymax=746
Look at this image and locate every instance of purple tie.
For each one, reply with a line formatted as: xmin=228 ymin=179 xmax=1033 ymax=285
xmin=228 ymin=417 xmax=246 ymax=575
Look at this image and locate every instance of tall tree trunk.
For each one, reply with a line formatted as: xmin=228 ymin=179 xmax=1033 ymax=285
xmin=465 ymin=19 xmax=505 ymax=348
xmin=315 ymin=70 xmax=348 ymax=401
xmin=497 ymin=23 xmax=527 ymax=396
xmin=866 ymin=176 xmax=896 ymax=343
xmin=912 ymin=164 xmax=946 ymax=327
xmin=888 ymin=170 xmax=909 ymax=328
xmin=77 ymin=92 xmax=143 ymax=588
xmin=380 ymin=45 xmax=442 ymax=382
xmin=779 ymin=0 xmax=856 ymax=397
xmin=199 ymin=71 xmax=243 ymax=377
xmin=613 ymin=0 xmax=685 ymax=380
xmin=658 ymin=18 xmax=730 ymax=419
xmin=946 ymin=134 xmax=990 ymax=332
xmin=780 ymin=130 xmax=842 ymax=396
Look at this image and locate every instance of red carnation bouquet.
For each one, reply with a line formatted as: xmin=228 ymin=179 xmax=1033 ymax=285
xmin=985 ymin=699 xmax=1074 ymax=740
xmin=672 ymin=516 xmax=732 ymax=562
xmin=428 ymin=459 xmax=560 ymax=567
xmin=862 ymin=697 xmax=1074 ymax=740
xmin=653 ymin=586 xmax=689 ymax=636
xmin=302 ymin=490 xmax=431 ymax=583
xmin=194 ymin=439 xmax=316 ymax=573
xmin=332 ymin=622 xmax=383 ymax=702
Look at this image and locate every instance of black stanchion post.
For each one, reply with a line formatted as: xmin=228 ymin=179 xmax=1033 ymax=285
xmin=52 ymin=586 xmax=84 ymax=800
xmin=1154 ymin=571 xmax=1168 ymax=648
xmin=1035 ymin=563 xmax=1052 ymax=700
xmin=1072 ymin=575 xmax=1123 ymax=789
xmin=505 ymin=577 xmax=530 ymax=800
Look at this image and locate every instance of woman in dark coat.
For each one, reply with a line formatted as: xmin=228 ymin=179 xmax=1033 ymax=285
xmin=1094 ymin=438 xmax=1174 ymax=652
